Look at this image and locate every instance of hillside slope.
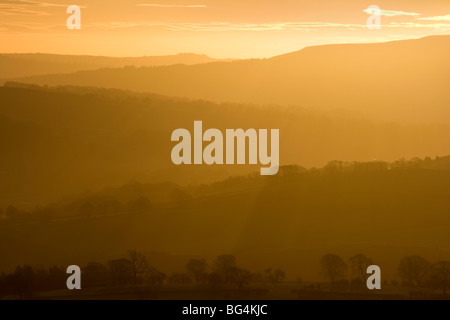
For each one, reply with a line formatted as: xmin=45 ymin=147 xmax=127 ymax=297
xmin=1 ymin=83 xmax=450 ymax=206
xmin=11 ymin=36 xmax=450 ymax=124
xmin=1 ymin=162 xmax=450 ymax=280
xmin=0 ymin=53 xmax=218 ymax=79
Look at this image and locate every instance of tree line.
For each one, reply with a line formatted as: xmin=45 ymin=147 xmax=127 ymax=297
xmin=1 ymin=156 xmax=446 ymax=224
xmin=1 ymin=250 xmax=449 ymax=299
xmin=0 ymin=250 xmax=285 ymax=299
xmin=0 ymin=196 xmax=154 ymax=223
xmin=319 ymin=253 xmax=450 ymax=296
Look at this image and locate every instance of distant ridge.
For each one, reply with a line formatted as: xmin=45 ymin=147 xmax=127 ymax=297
xmin=10 ymin=35 xmax=450 ymax=124
xmin=0 ymin=52 xmax=221 ymax=79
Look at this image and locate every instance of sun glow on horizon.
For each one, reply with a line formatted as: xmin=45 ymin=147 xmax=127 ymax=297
xmin=0 ymin=0 xmax=449 ymax=58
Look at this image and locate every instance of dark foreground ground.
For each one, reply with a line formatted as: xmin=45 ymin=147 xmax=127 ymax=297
xmin=2 ymin=283 xmax=448 ymax=300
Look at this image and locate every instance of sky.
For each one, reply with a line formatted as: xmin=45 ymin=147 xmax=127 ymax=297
xmin=1 ymin=0 xmax=450 ymax=58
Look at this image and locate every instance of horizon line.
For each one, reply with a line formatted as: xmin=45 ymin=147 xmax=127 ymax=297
xmin=0 ymin=34 xmax=447 ymax=60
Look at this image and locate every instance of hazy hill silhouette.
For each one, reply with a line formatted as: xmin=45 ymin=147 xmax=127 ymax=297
xmin=1 ymin=83 xmax=450 ymax=207
xmin=236 ymin=162 xmax=450 ymax=280
xmin=1 ymin=161 xmax=450 ymax=281
xmin=10 ymin=36 xmax=450 ymax=124
xmin=0 ymin=53 xmax=219 ymax=79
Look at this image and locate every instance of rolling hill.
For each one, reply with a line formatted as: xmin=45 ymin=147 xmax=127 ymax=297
xmin=10 ymin=36 xmax=450 ymax=124
xmin=0 ymin=53 xmax=219 ymax=79
xmin=1 ymin=161 xmax=450 ymax=281
xmin=1 ymin=83 xmax=450 ymax=207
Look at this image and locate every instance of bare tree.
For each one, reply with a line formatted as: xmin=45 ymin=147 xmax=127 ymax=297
xmin=147 ymin=267 xmax=166 ymax=286
xmin=229 ymin=267 xmax=251 ymax=291
xmin=213 ymin=255 xmax=237 ymax=284
xmin=186 ymin=259 xmax=208 ymax=283
xmin=398 ymin=255 xmax=430 ymax=287
xmin=128 ymin=250 xmax=149 ymax=285
xmin=427 ymin=261 xmax=450 ymax=296
xmin=265 ymin=268 xmax=286 ymax=284
xmin=350 ymin=253 xmax=373 ymax=282
xmin=320 ymin=254 xmax=348 ymax=285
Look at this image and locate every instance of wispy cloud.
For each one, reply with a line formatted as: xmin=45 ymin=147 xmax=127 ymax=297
xmin=418 ymin=15 xmax=450 ymax=21
xmin=83 ymin=21 xmax=365 ymax=32
xmin=47 ymin=19 xmax=450 ymax=32
xmin=137 ymin=4 xmax=207 ymax=8
xmin=363 ymin=8 xmax=420 ymax=17
xmin=388 ymin=22 xmax=450 ymax=31
xmin=79 ymin=19 xmax=450 ymax=34
xmin=2 ymin=13 xmax=450 ymax=34
xmin=0 ymin=21 xmax=59 ymax=33
xmin=0 ymin=7 xmax=49 ymax=16
xmin=0 ymin=0 xmax=68 ymax=16
xmin=0 ymin=0 xmax=66 ymax=7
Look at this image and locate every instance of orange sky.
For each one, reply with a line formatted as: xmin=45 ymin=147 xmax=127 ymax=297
xmin=1 ymin=0 xmax=450 ymax=58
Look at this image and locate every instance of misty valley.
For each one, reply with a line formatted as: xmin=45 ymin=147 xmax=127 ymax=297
xmin=171 ymin=121 xmax=279 ymax=175
xmin=1 ymin=35 xmax=450 ymax=300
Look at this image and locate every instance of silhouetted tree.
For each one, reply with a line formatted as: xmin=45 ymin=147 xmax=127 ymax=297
xmin=398 ymin=255 xmax=430 ymax=287
xmin=0 ymin=272 xmax=7 ymax=296
xmin=168 ymin=273 xmax=192 ymax=285
xmin=229 ymin=267 xmax=251 ymax=291
xmin=186 ymin=259 xmax=208 ymax=283
xmin=12 ymin=265 xmax=35 ymax=299
xmin=82 ymin=262 xmax=108 ymax=288
xmin=320 ymin=254 xmax=348 ymax=285
xmin=128 ymin=250 xmax=149 ymax=285
xmin=108 ymin=258 xmax=132 ymax=286
xmin=265 ymin=268 xmax=286 ymax=284
xmin=427 ymin=261 xmax=450 ymax=296
xmin=213 ymin=255 xmax=236 ymax=272
xmin=207 ymin=272 xmax=223 ymax=290
xmin=127 ymin=197 xmax=152 ymax=213
xmin=350 ymin=253 xmax=373 ymax=283
xmin=47 ymin=266 xmax=66 ymax=291
xmin=146 ymin=267 xmax=166 ymax=286
xmin=6 ymin=205 xmax=19 ymax=220
xmin=98 ymin=200 xmax=123 ymax=215
xmin=213 ymin=255 xmax=237 ymax=284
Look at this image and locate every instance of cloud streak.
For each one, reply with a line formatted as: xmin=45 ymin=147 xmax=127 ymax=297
xmin=0 ymin=0 xmax=69 ymax=16
xmin=388 ymin=22 xmax=450 ymax=31
xmin=83 ymin=21 xmax=366 ymax=32
xmin=137 ymin=4 xmax=207 ymax=8
xmin=418 ymin=15 xmax=450 ymax=21
xmin=83 ymin=20 xmax=450 ymax=32
xmin=363 ymin=8 xmax=420 ymax=17
xmin=1 ymin=0 xmax=66 ymax=7
xmin=3 ymin=20 xmax=444 ymax=33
